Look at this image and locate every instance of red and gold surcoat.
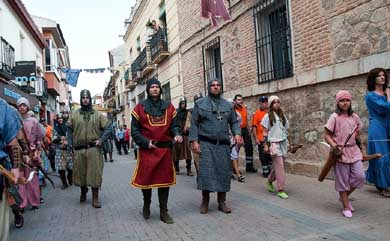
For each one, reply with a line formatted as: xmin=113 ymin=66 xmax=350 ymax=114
xmin=130 ymin=103 xmax=177 ymax=188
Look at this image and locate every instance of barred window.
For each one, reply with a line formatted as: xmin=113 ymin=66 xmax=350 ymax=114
xmin=253 ymin=0 xmax=293 ymax=83
xmin=203 ymin=37 xmax=223 ymax=91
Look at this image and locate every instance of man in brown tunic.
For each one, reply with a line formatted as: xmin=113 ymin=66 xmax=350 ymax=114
xmin=67 ymin=90 xmax=112 ymax=208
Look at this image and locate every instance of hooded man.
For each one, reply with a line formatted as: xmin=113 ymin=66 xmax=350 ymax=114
xmin=172 ymin=97 xmax=194 ymax=176
xmin=189 ymin=79 xmax=242 ymax=214
xmin=67 ymin=89 xmax=112 ymax=208
xmin=130 ymin=77 xmax=182 ymax=224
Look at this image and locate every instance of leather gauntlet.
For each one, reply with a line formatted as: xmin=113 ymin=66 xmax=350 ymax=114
xmin=6 ymin=145 xmax=23 ymax=168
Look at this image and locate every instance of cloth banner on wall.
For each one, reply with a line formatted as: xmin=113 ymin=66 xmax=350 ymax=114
xmin=201 ymin=0 xmax=231 ymax=27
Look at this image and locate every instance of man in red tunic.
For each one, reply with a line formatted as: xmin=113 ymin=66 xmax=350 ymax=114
xmin=130 ymin=77 xmax=182 ymax=224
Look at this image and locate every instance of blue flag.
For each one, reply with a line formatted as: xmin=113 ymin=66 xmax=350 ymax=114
xmin=60 ymin=68 xmax=81 ymax=87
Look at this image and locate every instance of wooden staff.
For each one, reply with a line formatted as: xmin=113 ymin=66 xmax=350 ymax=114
xmin=0 ymin=164 xmax=33 ymax=185
xmin=318 ymin=126 xmax=358 ymax=182
xmin=289 ymin=144 xmax=303 ymax=154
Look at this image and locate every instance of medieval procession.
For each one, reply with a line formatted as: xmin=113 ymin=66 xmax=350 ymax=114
xmin=1 ymin=0 xmax=390 ymax=241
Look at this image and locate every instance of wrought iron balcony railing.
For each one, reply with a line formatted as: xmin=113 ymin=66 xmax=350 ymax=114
xmin=150 ymin=28 xmax=169 ymax=64
xmin=0 ymin=37 xmax=15 ymax=77
xmin=131 ymin=51 xmax=143 ymax=80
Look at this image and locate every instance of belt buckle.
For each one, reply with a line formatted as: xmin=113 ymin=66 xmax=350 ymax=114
xmin=216 ymin=140 xmax=220 ymax=145
xmin=86 ymin=144 xmax=90 ymax=148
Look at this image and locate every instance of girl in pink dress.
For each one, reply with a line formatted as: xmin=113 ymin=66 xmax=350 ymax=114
xmin=16 ymin=98 xmax=44 ymax=210
xmin=324 ymin=90 xmax=365 ymax=218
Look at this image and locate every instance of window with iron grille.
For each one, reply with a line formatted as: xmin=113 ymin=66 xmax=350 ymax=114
xmin=253 ymin=0 xmax=293 ymax=83
xmin=203 ymin=37 xmax=223 ymax=91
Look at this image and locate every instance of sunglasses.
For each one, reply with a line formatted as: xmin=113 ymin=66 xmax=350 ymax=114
xmin=211 ymin=84 xmax=220 ymax=87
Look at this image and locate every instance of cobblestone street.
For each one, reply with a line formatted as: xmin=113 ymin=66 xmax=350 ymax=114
xmin=10 ymin=152 xmax=390 ymax=241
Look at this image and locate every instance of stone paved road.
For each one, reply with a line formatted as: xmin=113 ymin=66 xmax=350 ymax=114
xmin=10 ymin=152 xmax=390 ymax=241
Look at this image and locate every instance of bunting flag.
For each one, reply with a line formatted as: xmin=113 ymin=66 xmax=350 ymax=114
xmin=83 ymin=68 xmax=108 ymax=73
xmin=60 ymin=68 xmax=81 ymax=87
xmin=60 ymin=67 xmax=111 ymax=87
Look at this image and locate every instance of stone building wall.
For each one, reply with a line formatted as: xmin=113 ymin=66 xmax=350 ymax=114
xmin=177 ymin=0 xmax=390 ymax=176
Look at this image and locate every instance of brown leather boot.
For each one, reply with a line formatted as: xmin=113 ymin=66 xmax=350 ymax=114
xmin=158 ymin=188 xmax=174 ymax=224
xmin=217 ymin=192 xmax=231 ymax=214
xmin=200 ymin=191 xmax=210 ymax=214
xmin=80 ymin=186 xmax=88 ymax=202
xmin=92 ymin=188 xmax=101 ymax=208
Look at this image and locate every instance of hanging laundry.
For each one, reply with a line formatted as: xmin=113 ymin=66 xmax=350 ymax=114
xmin=201 ymin=0 xmax=231 ymax=27
xmin=60 ymin=68 xmax=82 ymax=87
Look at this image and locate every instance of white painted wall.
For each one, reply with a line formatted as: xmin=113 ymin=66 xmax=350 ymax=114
xmin=0 ymin=1 xmax=43 ymax=70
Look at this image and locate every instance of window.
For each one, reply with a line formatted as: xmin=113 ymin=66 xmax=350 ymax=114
xmin=45 ymin=39 xmax=58 ymax=72
xmin=203 ymin=37 xmax=223 ymax=90
xmin=254 ymin=0 xmax=293 ymax=83
xmin=161 ymin=82 xmax=171 ymax=101
xmin=136 ymin=36 xmax=141 ymax=52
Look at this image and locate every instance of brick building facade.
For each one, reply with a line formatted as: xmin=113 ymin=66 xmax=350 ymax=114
xmin=177 ymin=0 xmax=390 ymax=177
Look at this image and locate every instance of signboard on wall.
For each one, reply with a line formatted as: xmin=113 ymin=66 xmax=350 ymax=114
xmin=14 ymin=61 xmax=36 ymax=92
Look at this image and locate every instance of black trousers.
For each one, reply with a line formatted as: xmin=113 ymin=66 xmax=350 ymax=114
xmin=174 ymin=159 xmax=191 ymax=172
xmin=241 ymin=128 xmax=254 ymax=166
xmin=118 ymin=138 xmax=128 ymax=154
xmin=258 ymin=142 xmax=272 ymax=172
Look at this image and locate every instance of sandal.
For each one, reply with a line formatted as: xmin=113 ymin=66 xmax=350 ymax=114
xmin=237 ymin=175 xmax=245 ymax=182
xmin=382 ymin=189 xmax=390 ymax=197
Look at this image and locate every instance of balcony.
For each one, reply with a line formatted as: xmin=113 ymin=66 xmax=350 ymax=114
xmin=0 ymin=37 xmax=15 ymax=80
xmin=131 ymin=59 xmax=140 ymax=81
xmin=139 ymin=47 xmax=155 ymax=77
xmin=45 ymin=69 xmax=61 ymax=96
xmin=124 ymin=69 xmax=137 ymax=91
xmin=150 ymin=28 xmax=170 ymax=64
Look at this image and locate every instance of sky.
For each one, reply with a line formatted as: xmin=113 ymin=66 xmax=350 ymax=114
xmin=23 ymin=0 xmax=135 ymax=101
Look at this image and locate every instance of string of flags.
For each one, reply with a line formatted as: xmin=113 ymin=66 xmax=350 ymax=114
xmin=60 ymin=67 xmax=111 ymax=87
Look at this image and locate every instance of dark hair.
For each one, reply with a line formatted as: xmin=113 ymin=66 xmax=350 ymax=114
xmin=366 ymin=68 xmax=389 ymax=91
xmin=335 ymin=104 xmax=354 ymax=116
xmin=233 ymin=94 xmax=242 ymax=100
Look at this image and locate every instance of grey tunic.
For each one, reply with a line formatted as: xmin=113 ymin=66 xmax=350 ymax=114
xmin=189 ymin=96 xmax=241 ymax=192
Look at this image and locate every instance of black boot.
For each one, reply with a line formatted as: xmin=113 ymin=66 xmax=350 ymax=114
xmin=200 ymin=190 xmax=210 ymax=214
xmin=12 ymin=206 xmax=24 ymax=229
xmin=59 ymin=170 xmax=68 ymax=189
xmin=186 ymin=159 xmax=194 ymax=176
xmin=92 ymin=188 xmax=101 ymax=208
xmin=67 ymin=169 xmax=73 ymax=186
xmin=141 ymin=189 xmax=152 ymax=219
xmin=80 ymin=186 xmax=88 ymax=202
xmin=158 ymin=187 xmax=174 ymax=224
xmin=217 ymin=192 xmax=231 ymax=214
xmin=174 ymin=160 xmax=180 ymax=174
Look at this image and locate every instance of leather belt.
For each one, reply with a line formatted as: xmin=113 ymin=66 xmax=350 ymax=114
xmin=74 ymin=142 xmax=97 ymax=151
xmin=152 ymin=141 xmax=173 ymax=148
xmin=198 ymin=135 xmax=230 ymax=146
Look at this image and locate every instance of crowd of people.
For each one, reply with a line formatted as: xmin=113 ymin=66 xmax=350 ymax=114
xmin=1 ymin=67 xmax=390 ymax=240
